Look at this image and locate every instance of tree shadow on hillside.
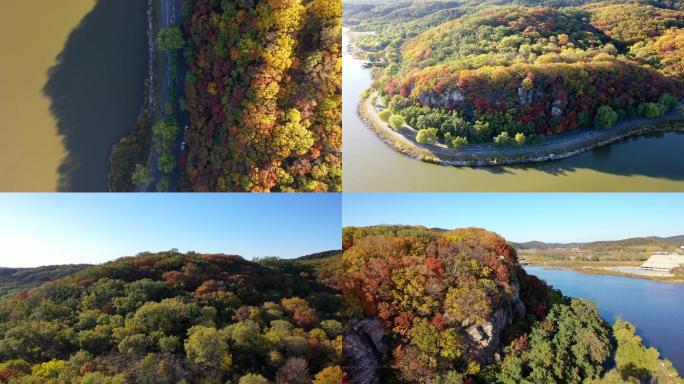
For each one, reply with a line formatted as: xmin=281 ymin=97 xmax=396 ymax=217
xmin=43 ymin=0 xmax=147 ymax=191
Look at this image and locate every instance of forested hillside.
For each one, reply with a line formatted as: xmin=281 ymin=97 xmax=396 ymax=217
xmin=0 ymin=265 xmax=90 ymax=297
xmin=180 ymin=0 xmax=342 ymax=192
xmin=514 ymin=235 xmax=684 ymax=262
xmin=348 ymin=0 xmax=684 ymax=148
xmin=0 ymin=252 xmax=342 ymax=383
xmin=340 ymin=225 xmax=683 ymax=383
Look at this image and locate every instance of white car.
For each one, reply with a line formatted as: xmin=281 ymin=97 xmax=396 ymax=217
xmin=181 ymin=141 xmax=186 ymax=151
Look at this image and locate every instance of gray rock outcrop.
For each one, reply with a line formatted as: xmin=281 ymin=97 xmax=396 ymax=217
xmin=418 ymin=89 xmax=465 ymax=107
xmin=343 ymin=318 xmax=388 ymax=384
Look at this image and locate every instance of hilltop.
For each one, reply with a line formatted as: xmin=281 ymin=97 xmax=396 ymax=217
xmin=0 ymin=251 xmax=342 ymax=383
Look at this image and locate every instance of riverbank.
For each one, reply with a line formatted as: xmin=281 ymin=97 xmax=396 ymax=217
xmin=361 ymin=91 xmax=684 ymax=167
xmin=107 ymin=0 xmax=157 ymax=192
xmin=527 ymin=261 xmax=684 ymax=283
xmin=525 ymin=266 xmax=684 ymax=373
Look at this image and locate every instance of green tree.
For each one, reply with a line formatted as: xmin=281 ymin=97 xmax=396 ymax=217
xmin=153 ymin=120 xmax=180 ymax=149
xmin=474 ymin=120 xmax=492 ymax=142
xmin=494 ymin=131 xmax=511 ymax=147
xmin=638 ymin=102 xmax=664 ymax=118
xmin=319 ymin=320 xmax=342 ymax=338
xmin=157 ymin=26 xmax=185 ymax=51
xmin=378 ymin=109 xmax=392 ymax=122
xmin=659 ymin=93 xmax=678 ymax=112
xmin=185 ymin=326 xmax=231 ymax=371
xmin=117 ymin=333 xmax=150 ymax=355
xmin=416 ymin=128 xmax=439 ymax=144
xmin=450 ymin=136 xmax=468 ymax=148
xmin=159 ymin=335 xmax=180 ymax=353
xmin=594 ymin=106 xmax=618 ymax=129
xmin=158 ymin=153 xmax=176 ymax=174
xmin=389 ymin=115 xmax=405 ymax=130
xmin=131 ymin=298 xmax=191 ymax=335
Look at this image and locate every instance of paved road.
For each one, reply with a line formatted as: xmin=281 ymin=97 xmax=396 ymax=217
xmin=365 ymin=92 xmax=684 ymax=162
xmin=143 ymin=0 xmax=186 ymax=191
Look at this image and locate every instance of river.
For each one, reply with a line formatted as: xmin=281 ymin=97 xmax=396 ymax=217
xmin=525 ymin=266 xmax=684 ymax=373
xmin=342 ymin=29 xmax=684 ymax=191
xmin=0 ymin=0 xmax=147 ymax=191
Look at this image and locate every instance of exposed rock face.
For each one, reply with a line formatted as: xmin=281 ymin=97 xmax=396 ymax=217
xmin=463 ymin=275 xmax=526 ymax=364
xmin=551 ymin=99 xmax=566 ymax=117
xmin=344 ymin=318 xmax=388 ymax=384
xmin=464 ymin=307 xmax=511 ymax=364
xmin=418 ymin=89 xmax=465 ymax=107
xmin=518 ymin=86 xmax=535 ymax=106
xmin=510 ymin=276 xmax=526 ymax=319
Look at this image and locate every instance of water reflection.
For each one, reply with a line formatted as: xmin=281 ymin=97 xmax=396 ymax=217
xmin=43 ymin=0 xmax=147 ymax=191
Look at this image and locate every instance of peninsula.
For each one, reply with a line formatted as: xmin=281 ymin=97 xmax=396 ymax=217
xmin=346 ymin=0 xmax=684 ymax=167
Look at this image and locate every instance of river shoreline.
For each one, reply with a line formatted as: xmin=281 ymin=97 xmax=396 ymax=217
xmin=361 ymin=90 xmax=684 ymax=167
xmin=525 ymin=266 xmax=684 ymax=373
xmin=107 ymin=0 xmax=157 ymax=192
xmin=349 ymin=27 xmax=684 ymax=168
xmin=527 ymin=262 xmax=684 ymax=283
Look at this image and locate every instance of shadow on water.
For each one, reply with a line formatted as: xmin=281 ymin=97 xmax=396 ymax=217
xmin=481 ymin=131 xmax=684 ymax=180
xmin=43 ymin=0 xmax=147 ymax=191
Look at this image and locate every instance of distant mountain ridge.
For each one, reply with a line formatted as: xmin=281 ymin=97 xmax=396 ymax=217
xmin=0 ymin=264 xmax=91 ymax=296
xmin=513 ymin=235 xmax=684 ymax=250
xmin=295 ymin=249 xmax=343 ymax=260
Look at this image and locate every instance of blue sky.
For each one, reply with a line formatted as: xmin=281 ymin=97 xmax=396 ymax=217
xmin=0 ymin=194 xmax=341 ymax=267
xmin=343 ymin=193 xmax=684 ymax=243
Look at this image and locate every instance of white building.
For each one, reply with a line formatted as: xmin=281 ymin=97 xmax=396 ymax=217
xmin=640 ymin=253 xmax=684 ymax=271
